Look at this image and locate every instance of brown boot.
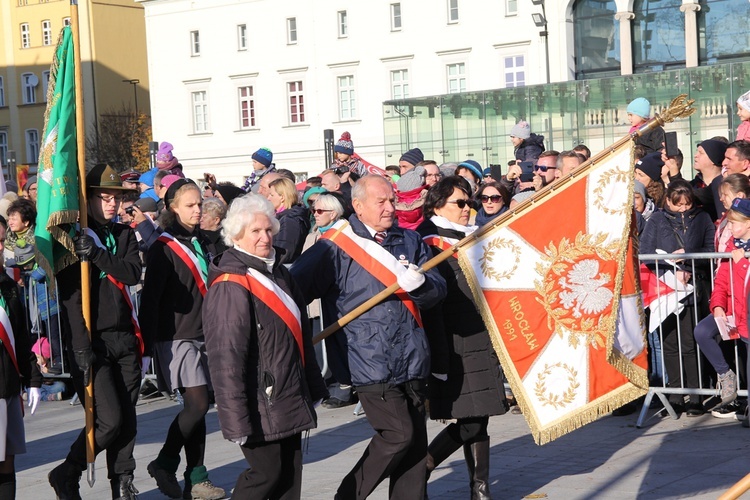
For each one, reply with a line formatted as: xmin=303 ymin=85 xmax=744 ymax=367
xmin=463 ymin=438 xmax=491 ymax=500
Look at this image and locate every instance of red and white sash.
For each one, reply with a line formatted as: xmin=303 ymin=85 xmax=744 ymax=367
xmin=422 ymin=234 xmax=460 ymax=254
xmin=321 ymin=221 xmax=423 ymax=327
xmin=211 ymin=268 xmax=305 ymax=366
xmin=0 ymin=306 xmax=18 ymax=375
xmin=84 ymin=228 xmax=145 ymax=358
xmin=158 ymin=233 xmax=208 ymax=297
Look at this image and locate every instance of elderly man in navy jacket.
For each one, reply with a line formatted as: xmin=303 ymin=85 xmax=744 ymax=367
xmin=292 ymin=175 xmax=446 ymax=499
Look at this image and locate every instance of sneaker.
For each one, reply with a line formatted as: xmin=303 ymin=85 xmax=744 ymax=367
xmin=717 ymin=369 xmax=738 ymax=405
xmin=119 ymin=474 xmax=139 ymax=500
xmin=188 ymin=480 xmax=226 ymax=500
xmin=48 ymin=462 xmax=82 ymax=500
xmin=711 ymin=399 xmax=744 ymax=419
xmin=147 ymin=461 xmax=182 ymax=499
xmin=46 ymin=393 xmax=63 ymax=401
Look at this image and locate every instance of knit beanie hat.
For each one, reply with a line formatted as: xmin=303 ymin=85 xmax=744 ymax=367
xmin=302 ymin=186 xmax=327 ymax=208
xmin=635 ymin=152 xmax=664 ymax=182
xmin=165 ymin=178 xmax=196 ymax=210
xmin=627 ymin=98 xmax=651 ymax=119
xmin=457 ymin=160 xmax=483 ymax=182
xmin=23 ymin=176 xmax=37 ymax=192
xmin=698 ymin=139 xmax=728 ymax=167
xmin=252 ymin=147 xmax=273 ymax=168
xmin=32 ymin=337 xmax=51 ymax=359
xmin=509 ymin=121 xmax=531 ymax=140
xmin=399 ymin=148 xmax=424 ymax=168
xmin=214 ymin=184 xmax=245 ymax=207
xmin=138 ymin=168 xmax=158 ymax=188
xmin=396 ymin=165 xmax=426 ymax=192
xmin=738 ymin=90 xmax=750 ymax=113
xmin=633 ymin=180 xmax=647 ymax=201
xmin=334 ymin=132 xmax=354 ymax=155
xmin=156 ymin=142 xmax=179 ymax=171
xmin=160 ymin=174 xmax=182 ymax=190
xmin=731 ymin=198 xmax=750 ymax=218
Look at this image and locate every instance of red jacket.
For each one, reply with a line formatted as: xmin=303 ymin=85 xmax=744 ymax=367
xmin=709 ymin=239 xmax=750 ymax=338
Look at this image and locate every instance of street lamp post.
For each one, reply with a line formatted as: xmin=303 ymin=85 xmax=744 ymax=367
xmin=531 ymin=0 xmax=550 ymax=84
xmin=122 ymin=78 xmax=140 ymax=118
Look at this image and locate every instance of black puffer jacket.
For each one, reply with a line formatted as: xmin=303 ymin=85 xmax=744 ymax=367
xmin=417 ymin=219 xmax=507 ymax=420
xmin=513 ymin=133 xmax=545 ymax=163
xmin=639 ymin=206 xmax=715 ymax=258
xmin=0 ymin=272 xmax=42 ymax=399
xmin=275 ymin=204 xmax=311 ymax=265
xmin=203 ymin=248 xmax=327 ymax=443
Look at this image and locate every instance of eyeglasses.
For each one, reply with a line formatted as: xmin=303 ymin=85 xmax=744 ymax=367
xmin=96 ymin=194 xmax=123 ymax=204
xmin=425 ymin=173 xmax=442 ymax=179
xmin=445 ymin=199 xmax=470 ymax=209
xmin=533 ymin=164 xmax=557 ymax=172
xmin=480 ymin=195 xmax=502 ymax=203
xmin=312 ymin=209 xmax=334 ymax=215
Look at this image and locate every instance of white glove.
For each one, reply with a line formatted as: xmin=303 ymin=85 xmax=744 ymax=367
xmin=397 ymin=264 xmax=425 ymax=293
xmin=432 ymin=373 xmax=448 ymax=381
xmin=28 ymin=387 xmax=41 ymax=415
xmin=232 ymin=436 xmax=248 ymax=446
xmin=141 ymin=356 xmax=151 ymax=377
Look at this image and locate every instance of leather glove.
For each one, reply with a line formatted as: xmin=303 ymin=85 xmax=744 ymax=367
xmin=432 ymin=373 xmax=448 ymax=382
xmin=397 ymin=264 xmax=425 ymax=293
xmin=231 ymin=436 xmax=248 ymax=446
xmin=74 ymin=234 xmax=97 ymax=260
xmin=141 ymin=356 xmax=151 ymax=377
xmin=28 ymin=387 xmax=41 ymax=415
xmin=74 ymin=348 xmax=95 ymax=386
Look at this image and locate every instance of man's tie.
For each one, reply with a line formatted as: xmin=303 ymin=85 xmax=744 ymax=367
xmin=374 ymin=231 xmax=386 ymax=244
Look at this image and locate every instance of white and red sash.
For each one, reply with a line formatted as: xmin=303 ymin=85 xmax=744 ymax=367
xmin=0 ymin=306 xmax=18 ymax=375
xmin=211 ymin=269 xmax=305 ymax=366
xmin=84 ymin=228 xmax=145 ymax=358
xmin=422 ymin=234 xmax=460 ymax=255
xmin=321 ymin=221 xmax=423 ymax=327
xmin=158 ymin=233 xmax=208 ymax=297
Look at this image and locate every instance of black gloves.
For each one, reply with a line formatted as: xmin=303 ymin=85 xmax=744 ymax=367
xmin=74 ymin=234 xmax=97 ymax=260
xmin=73 ymin=348 xmax=95 ymax=386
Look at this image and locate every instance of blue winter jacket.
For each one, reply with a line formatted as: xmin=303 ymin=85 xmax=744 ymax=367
xmin=291 ymin=215 xmax=447 ymax=388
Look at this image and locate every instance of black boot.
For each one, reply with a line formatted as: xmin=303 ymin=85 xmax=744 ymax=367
xmin=48 ymin=460 xmax=82 ymax=500
xmin=0 ymin=472 xmax=16 ymax=500
xmin=426 ymin=426 xmax=464 ymax=478
xmin=463 ymin=438 xmax=491 ymax=500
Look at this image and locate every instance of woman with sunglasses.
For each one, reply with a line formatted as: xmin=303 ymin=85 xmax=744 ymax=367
xmin=475 ymin=181 xmax=510 ymax=227
xmin=417 ymin=176 xmax=507 ymax=499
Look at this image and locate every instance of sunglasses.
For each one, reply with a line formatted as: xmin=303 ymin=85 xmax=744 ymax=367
xmin=480 ymin=195 xmax=502 ymax=203
xmin=445 ymin=199 xmax=470 ymax=209
xmin=533 ymin=164 xmax=557 ymax=172
xmin=312 ymin=208 xmax=333 ymax=215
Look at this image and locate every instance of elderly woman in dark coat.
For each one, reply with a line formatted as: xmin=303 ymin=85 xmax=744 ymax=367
xmin=203 ymin=193 xmax=327 ymax=499
xmin=417 ymin=176 xmax=507 ymax=500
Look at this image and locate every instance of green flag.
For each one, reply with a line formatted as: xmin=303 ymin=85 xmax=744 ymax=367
xmin=35 ymin=26 xmax=79 ymax=278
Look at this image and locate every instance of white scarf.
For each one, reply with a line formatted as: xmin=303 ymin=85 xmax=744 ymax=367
xmin=234 ymin=246 xmax=276 ymax=273
xmin=430 ymin=215 xmax=477 ymax=236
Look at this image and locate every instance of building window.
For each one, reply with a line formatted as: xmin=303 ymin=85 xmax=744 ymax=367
xmin=632 ymin=0 xmax=685 ymax=72
xmin=191 ymin=91 xmax=209 ymax=133
xmin=42 ymin=20 xmax=52 ymax=46
xmin=504 ymin=55 xmax=525 ymax=88
xmin=287 ymin=17 xmax=297 ymax=44
xmin=238 ymin=86 xmax=255 ymax=129
xmin=390 ymin=69 xmax=409 ymax=99
xmin=697 ymin=0 xmax=750 ymax=65
xmin=20 ymin=23 xmax=30 ymax=48
xmin=338 ymin=75 xmax=356 ymax=120
xmin=446 ymin=63 xmax=466 ymax=94
xmin=42 ymin=71 xmax=50 ymax=101
xmin=506 ymin=0 xmax=517 ymax=15
xmin=25 ymin=129 xmax=39 ymax=163
xmin=237 ymin=24 xmax=247 ymax=51
xmin=17 ymin=0 xmax=27 ymax=6
xmin=338 ymin=11 xmax=348 ymax=38
xmin=287 ymin=81 xmax=305 ymax=124
xmin=190 ymin=30 xmax=200 ymax=56
xmin=0 ymin=77 xmax=4 ymax=107
xmin=21 ymin=73 xmax=37 ymax=104
xmin=573 ymin=0 xmax=620 ymax=79
xmin=63 ymin=17 xmax=71 ymax=27
xmin=0 ymin=132 xmax=7 ymax=167
xmin=391 ymin=3 xmax=402 ymax=30
xmin=447 ymin=0 xmax=459 ymax=23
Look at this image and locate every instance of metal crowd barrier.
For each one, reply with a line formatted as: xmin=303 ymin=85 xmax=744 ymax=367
xmin=636 ymin=250 xmax=748 ymax=427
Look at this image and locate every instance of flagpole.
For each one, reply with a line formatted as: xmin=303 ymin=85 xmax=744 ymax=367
xmin=70 ymin=0 xmax=96 ymax=488
xmin=312 ymin=94 xmax=696 ymax=345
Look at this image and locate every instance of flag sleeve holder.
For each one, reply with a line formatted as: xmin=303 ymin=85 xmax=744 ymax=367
xmin=70 ymin=0 xmax=96 ymax=487
xmin=312 ymin=94 xmax=696 ymax=346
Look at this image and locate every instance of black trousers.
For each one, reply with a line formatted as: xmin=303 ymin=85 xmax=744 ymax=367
xmin=662 ymin=307 xmax=700 ymax=402
xmin=67 ymin=331 xmax=141 ymax=478
xmin=232 ymin=434 xmax=302 ymax=500
xmin=337 ymin=383 xmax=427 ymax=500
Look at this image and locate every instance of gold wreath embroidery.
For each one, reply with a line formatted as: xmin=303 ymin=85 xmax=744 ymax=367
xmin=535 ymin=232 xmax=619 ymax=349
xmin=479 ymin=237 xmax=521 ymax=281
xmin=592 ymin=167 xmax=631 ymax=216
xmin=534 ymin=362 xmax=579 ymax=409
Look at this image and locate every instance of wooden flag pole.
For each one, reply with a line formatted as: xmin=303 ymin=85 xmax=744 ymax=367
xmin=312 ymin=94 xmax=696 ymax=345
xmin=70 ymin=0 xmax=95 ymax=487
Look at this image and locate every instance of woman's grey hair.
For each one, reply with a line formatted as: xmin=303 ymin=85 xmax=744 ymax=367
xmin=202 ymin=197 xmax=227 ymax=220
xmin=314 ymin=193 xmax=345 ymax=219
xmin=221 ymin=193 xmax=280 ymax=246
